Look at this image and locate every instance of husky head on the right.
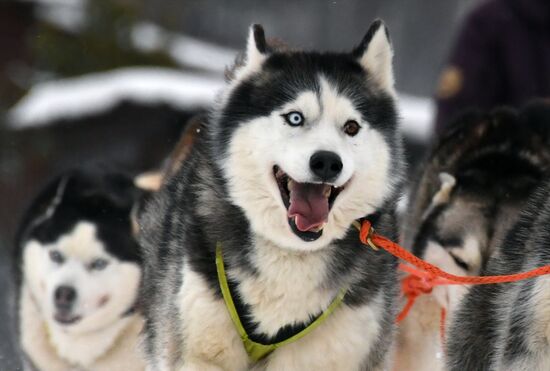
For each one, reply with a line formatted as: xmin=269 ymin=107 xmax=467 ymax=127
xmin=394 ymin=102 xmax=550 ymax=371
xmin=403 ymin=105 xmax=550 ymax=309
xmin=445 ymin=102 xmax=550 ymax=371
xmin=214 ymin=21 xmax=403 ymax=250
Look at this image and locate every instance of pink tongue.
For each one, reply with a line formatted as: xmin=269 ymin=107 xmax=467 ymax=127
xmin=287 ymin=183 xmax=329 ymax=232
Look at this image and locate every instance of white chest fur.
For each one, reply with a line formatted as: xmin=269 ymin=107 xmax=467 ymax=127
xmin=20 ymin=284 xmax=145 ymax=370
xmin=48 ymin=314 xmax=133 ymax=367
xmin=177 ymin=239 xmax=386 ymax=371
xmin=230 ymin=236 xmax=338 ymax=336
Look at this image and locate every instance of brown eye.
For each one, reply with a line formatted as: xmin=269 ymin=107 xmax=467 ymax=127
xmin=343 ymin=120 xmax=360 ymax=136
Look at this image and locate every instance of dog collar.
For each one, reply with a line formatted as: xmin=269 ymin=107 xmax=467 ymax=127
xmin=215 ymin=243 xmax=347 ymax=363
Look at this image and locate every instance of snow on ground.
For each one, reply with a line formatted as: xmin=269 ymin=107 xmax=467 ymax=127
xmin=8 ymin=65 xmax=434 ymax=142
xmin=27 ymin=0 xmax=88 ymax=33
xmin=11 ymin=9 xmax=434 ymax=137
xmin=7 ymin=67 xmax=224 ymax=129
xmin=398 ymin=93 xmax=435 ymax=142
xmin=130 ymin=22 xmax=238 ymax=73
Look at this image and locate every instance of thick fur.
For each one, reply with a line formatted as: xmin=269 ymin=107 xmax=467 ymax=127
xmin=446 ymin=102 xmax=550 ymax=370
xmin=395 ymin=102 xmax=550 ymax=371
xmin=15 ymin=170 xmax=146 ymax=370
xmin=139 ymin=21 xmax=404 ymax=370
xmin=447 ymin=180 xmax=550 ymax=370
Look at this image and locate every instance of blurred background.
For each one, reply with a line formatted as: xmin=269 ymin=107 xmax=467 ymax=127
xmin=2 ymin=0 xmax=542 ymax=366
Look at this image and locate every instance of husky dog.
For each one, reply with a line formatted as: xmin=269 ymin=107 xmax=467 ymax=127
xmin=139 ymin=20 xmax=404 ymax=370
xmin=394 ymin=102 xmax=550 ymax=371
xmin=16 ymin=170 xmax=146 ymax=371
xmin=446 ymin=102 xmax=550 ymax=370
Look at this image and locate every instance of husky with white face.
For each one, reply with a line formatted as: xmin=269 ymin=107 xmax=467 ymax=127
xmin=16 ymin=171 xmax=146 ymax=371
xmin=139 ymin=20 xmax=404 ymax=370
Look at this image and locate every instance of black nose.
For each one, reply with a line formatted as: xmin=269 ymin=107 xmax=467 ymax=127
xmin=309 ymin=151 xmax=343 ymax=181
xmin=54 ymin=286 xmax=77 ymax=309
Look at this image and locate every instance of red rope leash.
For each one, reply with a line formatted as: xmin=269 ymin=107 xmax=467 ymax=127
xmin=397 ymin=263 xmax=452 ymax=343
xmin=357 ymin=220 xmax=550 ymax=324
xmin=440 ymin=308 xmax=447 ymax=348
xmin=396 ymin=263 xmax=453 ymax=322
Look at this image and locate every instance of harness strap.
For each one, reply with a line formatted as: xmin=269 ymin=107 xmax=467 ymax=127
xmin=215 ymin=243 xmax=347 ymax=362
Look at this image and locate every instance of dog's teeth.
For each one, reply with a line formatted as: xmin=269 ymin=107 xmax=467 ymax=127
xmin=311 ymin=223 xmax=326 ymax=232
xmin=288 ymin=179 xmax=295 ymax=191
xmin=323 ymin=185 xmax=331 ymax=198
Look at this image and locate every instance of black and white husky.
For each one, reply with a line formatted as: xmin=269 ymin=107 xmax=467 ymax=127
xmin=446 ymin=102 xmax=550 ymax=370
xmin=139 ymin=21 xmax=404 ymax=370
xmin=395 ymin=102 xmax=550 ymax=371
xmin=16 ymin=170 xmax=146 ymax=370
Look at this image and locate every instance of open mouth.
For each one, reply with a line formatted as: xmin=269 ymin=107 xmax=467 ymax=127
xmin=54 ymin=312 xmax=82 ymax=325
xmin=274 ymin=166 xmax=344 ymax=241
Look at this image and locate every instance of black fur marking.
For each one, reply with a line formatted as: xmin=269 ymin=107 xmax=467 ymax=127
xmin=227 ymin=277 xmax=323 ymax=345
xmin=409 ymin=203 xmax=446 ymax=257
xmin=433 ymin=234 xmax=463 ymax=248
xmin=351 ymin=19 xmax=390 ymax=58
xmin=252 ymin=24 xmax=267 ymax=54
xmin=217 ymin=51 xmax=398 ymax=163
xmin=16 ymin=170 xmax=143 ymax=264
xmin=502 ymin=279 xmax=534 ymax=363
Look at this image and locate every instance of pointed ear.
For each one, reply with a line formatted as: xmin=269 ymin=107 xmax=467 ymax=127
xmin=421 ymin=172 xmax=456 ymax=221
xmin=234 ymin=24 xmax=268 ymax=79
xmin=135 ymin=171 xmax=163 ymax=192
xmin=353 ymin=20 xmax=395 ymax=94
xmin=248 ymin=24 xmax=268 ymax=56
xmin=434 ymin=172 xmax=456 ymax=205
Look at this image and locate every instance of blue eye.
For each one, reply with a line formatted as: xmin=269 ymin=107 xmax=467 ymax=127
xmin=283 ymin=111 xmax=304 ymax=127
xmin=89 ymin=258 xmax=109 ymax=271
xmin=49 ymin=250 xmax=65 ymax=264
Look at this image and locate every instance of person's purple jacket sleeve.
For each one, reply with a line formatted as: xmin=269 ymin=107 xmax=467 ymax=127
xmin=434 ymin=5 xmax=503 ymax=134
xmin=434 ymin=0 xmax=550 ymax=134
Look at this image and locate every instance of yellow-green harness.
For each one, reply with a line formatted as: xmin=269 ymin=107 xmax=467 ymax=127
xmin=215 ymin=243 xmax=347 ymax=362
